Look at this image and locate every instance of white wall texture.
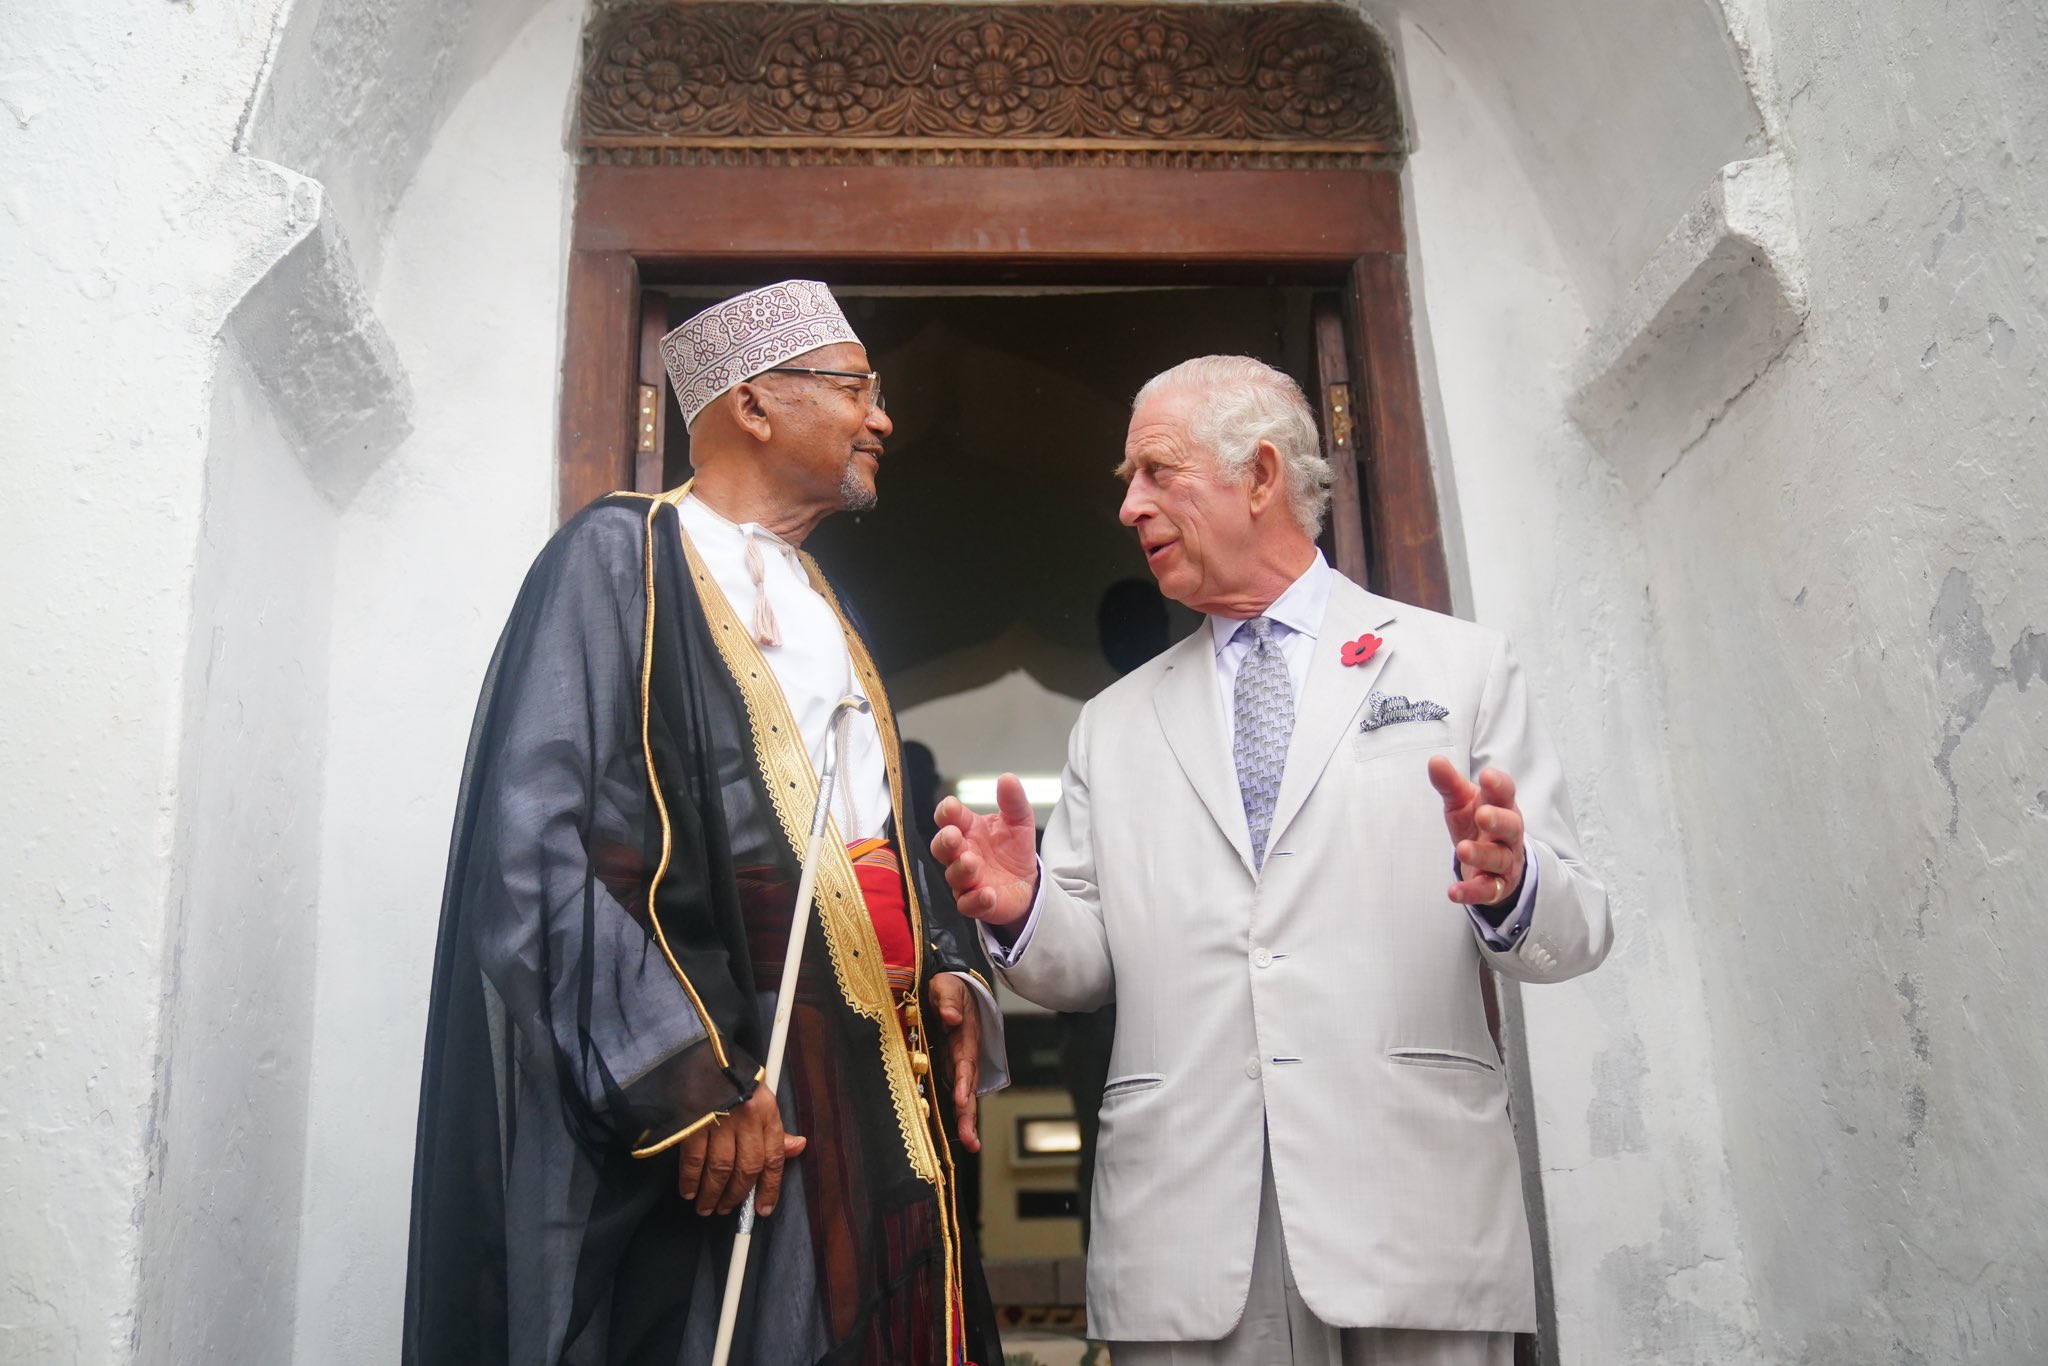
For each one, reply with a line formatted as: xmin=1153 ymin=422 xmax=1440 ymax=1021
xmin=1 ymin=1 xmax=551 ymax=1360
xmin=1406 ymin=0 xmax=2048 ymax=1359
xmin=1634 ymin=0 xmax=2048 ymax=1357
xmin=1388 ymin=0 xmax=1767 ymax=320
xmin=133 ymin=343 xmax=337 ymax=1366
xmin=0 ymin=5 xmax=300 ymax=1360
xmin=1397 ymin=18 xmax=1765 ymax=1360
xmin=5 ymin=0 xmax=2044 ymax=1361
xmin=243 ymin=0 xmax=557 ymax=284
xmin=291 ymin=3 xmax=584 ymax=1360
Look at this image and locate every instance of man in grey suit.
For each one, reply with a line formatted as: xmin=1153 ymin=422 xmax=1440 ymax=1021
xmin=931 ymin=356 xmax=1612 ymax=1365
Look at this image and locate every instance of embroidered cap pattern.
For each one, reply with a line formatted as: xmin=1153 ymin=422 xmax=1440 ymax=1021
xmin=661 ymin=280 xmax=863 ymax=426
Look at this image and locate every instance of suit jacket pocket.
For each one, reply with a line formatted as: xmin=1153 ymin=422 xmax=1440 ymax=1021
xmin=1352 ymin=718 xmax=1453 ymax=761
xmin=1386 ymin=1047 xmax=1497 ymax=1074
xmin=1100 ymin=1072 xmax=1164 ymax=1101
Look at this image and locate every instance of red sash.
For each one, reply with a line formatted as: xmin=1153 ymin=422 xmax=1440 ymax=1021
xmin=846 ymin=836 xmax=916 ymax=1001
xmin=844 ymin=838 xmax=978 ymax=1366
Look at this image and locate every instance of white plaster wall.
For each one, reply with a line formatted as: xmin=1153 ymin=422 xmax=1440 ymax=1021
xmin=0 ymin=5 xmax=305 ymax=1359
xmin=3 ymin=0 xmax=562 ymax=1355
xmin=243 ymin=0 xmax=557 ymax=282
xmin=1632 ymin=0 xmax=2048 ymax=1358
xmin=290 ymin=2 xmax=585 ymax=1359
xmin=133 ymin=343 xmax=337 ymax=1366
xmin=1398 ymin=23 xmax=1764 ymax=1362
xmin=1394 ymin=0 xmax=1765 ymax=317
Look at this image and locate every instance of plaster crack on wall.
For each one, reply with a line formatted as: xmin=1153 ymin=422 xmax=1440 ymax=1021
xmin=1711 ymin=0 xmax=1785 ymax=149
xmin=232 ymin=0 xmax=298 ymax=158
xmin=1927 ymin=568 xmax=2037 ymax=838
xmin=1672 ymin=348 xmax=1776 ymax=465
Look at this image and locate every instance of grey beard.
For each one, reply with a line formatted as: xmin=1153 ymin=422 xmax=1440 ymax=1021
xmin=840 ymin=457 xmax=877 ymax=511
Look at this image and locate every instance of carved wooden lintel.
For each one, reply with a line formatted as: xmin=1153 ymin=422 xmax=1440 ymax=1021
xmin=578 ymin=3 xmax=1405 ymax=167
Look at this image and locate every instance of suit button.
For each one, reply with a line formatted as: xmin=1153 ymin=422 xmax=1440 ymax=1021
xmin=1245 ymin=1056 xmax=1262 ymax=1080
xmin=1252 ymin=948 xmax=1274 ymax=969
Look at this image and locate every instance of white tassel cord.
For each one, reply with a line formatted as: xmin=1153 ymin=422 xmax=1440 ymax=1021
xmin=743 ymin=531 xmax=782 ymax=648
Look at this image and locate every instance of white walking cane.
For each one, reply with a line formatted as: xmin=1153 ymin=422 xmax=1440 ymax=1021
xmin=710 ymin=694 xmax=870 ymax=1366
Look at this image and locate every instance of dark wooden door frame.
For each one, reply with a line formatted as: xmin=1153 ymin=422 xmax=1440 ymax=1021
xmin=558 ymin=161 xmax=1451 ymax=615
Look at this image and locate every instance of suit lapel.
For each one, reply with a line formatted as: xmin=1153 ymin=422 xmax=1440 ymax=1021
xmin=1266 ymin=577 xmax=1399 ymax=856
xmin=1151 ymin=628 xmax=1257 ymax=877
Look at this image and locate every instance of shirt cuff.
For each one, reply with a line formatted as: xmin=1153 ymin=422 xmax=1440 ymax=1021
xmin=937 ymin=971 xmax=1011 ymax=1094
xmin=1458 ymin=853 xmax=1538 ymax=952
xmin=977 ymin=861 xmax=1048 ymax=970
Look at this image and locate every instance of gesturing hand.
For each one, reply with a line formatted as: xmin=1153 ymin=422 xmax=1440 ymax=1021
xmin=929 ymin=773 xmax=1040 ymax=928
xmin=929 ymin=972 xmax=983 ymax=1153
xmin=1427 ymin=755 xmax=1528 ymax=908
xmin=678 ymin=1083 xmax=807 ymax=1217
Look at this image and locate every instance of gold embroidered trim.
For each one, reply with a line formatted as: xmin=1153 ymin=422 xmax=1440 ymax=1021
xmin=660 ymin=485 xmax=944 ymax=1189
xmin=643 ymin=485 xmax=963 ymax=1335
xmin=630 ymin=1106 xmax=723 ymax=1158
xmin=806 ymin=555 xmax=965 ymax=1350
xmin=632 ymin=496 xmax=734 ymax=1079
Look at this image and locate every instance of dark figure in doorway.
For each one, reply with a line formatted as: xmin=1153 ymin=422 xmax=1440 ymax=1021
xmin=904 ymin=740 xmax=945 ymax=848
xmin=1096 ymin=577 xmax=1174 ymax=677
xmin=904 ymin=737 xmax=984 ymax=1244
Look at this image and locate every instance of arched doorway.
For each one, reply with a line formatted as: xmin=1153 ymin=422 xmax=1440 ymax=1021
xmin=555 ymin=2 xmax=1508 ymax=1351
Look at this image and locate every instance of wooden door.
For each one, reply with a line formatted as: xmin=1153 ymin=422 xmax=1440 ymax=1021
xmin=632 ymin=291 xmax=670 ymax=495
xmin=1313 ymin=296 xmax=1370 ymax=587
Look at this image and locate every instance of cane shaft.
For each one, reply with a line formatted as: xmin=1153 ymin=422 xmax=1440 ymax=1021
xmin=709 ymin=702 xmax=859 ymax=1366
xmin=709 ymin=1226 xmax=752 ymax=1363
xmin=761 ymin=823 xmax=830 ymax=1090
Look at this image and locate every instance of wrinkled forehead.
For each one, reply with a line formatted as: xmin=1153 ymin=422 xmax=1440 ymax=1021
xmin=1125 ymin=387 xmax=1207 ymax=458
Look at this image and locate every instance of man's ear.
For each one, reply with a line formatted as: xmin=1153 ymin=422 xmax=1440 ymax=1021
xmin=728 ymin=381 xmax=775 ymax=443
xmin=1246 ymin=440 xmax=1285 ymax=515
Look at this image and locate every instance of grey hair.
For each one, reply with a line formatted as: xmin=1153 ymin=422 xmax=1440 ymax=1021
xmin=1132 ymin=356 xmax=1331 ymax=537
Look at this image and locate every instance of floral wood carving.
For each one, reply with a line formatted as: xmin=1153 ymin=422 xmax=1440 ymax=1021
xmin=580 ymin=3 xmax=1404 ymax=162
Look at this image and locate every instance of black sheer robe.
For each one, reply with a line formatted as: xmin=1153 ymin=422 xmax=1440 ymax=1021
xmin=404 ymin=494 xmax=1000 ymax=1366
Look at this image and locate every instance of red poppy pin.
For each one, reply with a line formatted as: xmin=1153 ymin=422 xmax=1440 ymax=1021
xmin=1341 ymin=632 xmax=1382 ymax=667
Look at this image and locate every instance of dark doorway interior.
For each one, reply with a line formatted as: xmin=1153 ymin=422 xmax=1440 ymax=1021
xmin=656 ymin=286 xmax=1321 ymax=708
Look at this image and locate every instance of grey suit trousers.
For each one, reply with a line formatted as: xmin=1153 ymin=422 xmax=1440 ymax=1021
xmin=1109 ymin=1151 xmax=1514 ymax=1366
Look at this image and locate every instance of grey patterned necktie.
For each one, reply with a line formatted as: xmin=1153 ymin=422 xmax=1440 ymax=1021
xmin=1231 ymin=617 xmax=1295 ymax=865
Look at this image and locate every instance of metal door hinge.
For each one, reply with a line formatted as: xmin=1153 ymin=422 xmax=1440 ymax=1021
xmin=1326 ymin=382 xmax=1354 ymax=450
xmin=637 ymin=385 xmax=660 ymax=454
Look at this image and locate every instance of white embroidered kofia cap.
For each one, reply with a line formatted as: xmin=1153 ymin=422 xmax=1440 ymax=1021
xmin=661 ymin=280 xmax=862 ymax=427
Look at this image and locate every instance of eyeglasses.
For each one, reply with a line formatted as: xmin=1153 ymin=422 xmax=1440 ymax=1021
xmin=762 ymin=366 xmax=886 ymax=413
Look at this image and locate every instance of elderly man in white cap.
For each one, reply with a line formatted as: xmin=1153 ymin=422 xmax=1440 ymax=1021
xmin=404 ymin=281 xmax=1006 ymax=1366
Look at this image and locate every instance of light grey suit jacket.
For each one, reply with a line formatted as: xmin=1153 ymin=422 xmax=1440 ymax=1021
xmin=996 ymin=573 xmax=1611 ymax=1340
